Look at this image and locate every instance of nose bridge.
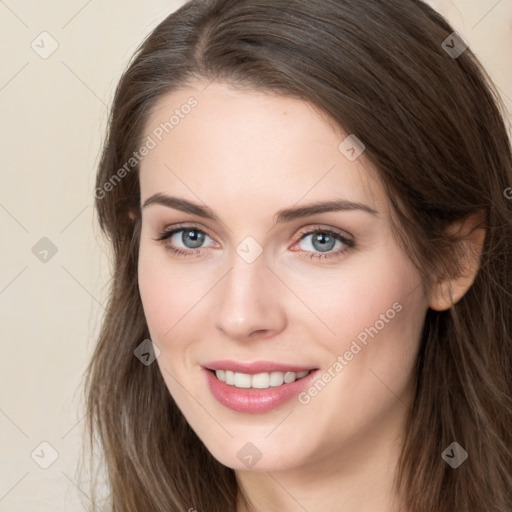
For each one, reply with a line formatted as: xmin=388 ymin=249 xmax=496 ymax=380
xmin=213 ymin=245 xmax=284 ymax=338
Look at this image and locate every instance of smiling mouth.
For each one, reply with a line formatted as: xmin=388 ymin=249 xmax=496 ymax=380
xmin=208 ymin=369 xmax=313 ymax=389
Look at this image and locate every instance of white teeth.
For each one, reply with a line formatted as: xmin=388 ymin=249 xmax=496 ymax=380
xmin=233 ymin=372 xmax=251 ymax=388
xmin=269 ymin=371 xmax=285 ymax=387
xmin=214 ymin=369 xmax=311 ymax=389
xmin=283 ymin=371 xmax=296 ymax=383
xmin=251 ymin=372 xmax=270 ymax=389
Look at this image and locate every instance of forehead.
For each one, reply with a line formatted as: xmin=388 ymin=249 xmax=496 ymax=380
xmin=139 ymin=81 xmax=384 ymax=213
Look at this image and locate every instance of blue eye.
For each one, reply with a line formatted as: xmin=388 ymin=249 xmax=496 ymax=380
xmin=153 ymin=225 xmax=355 ymax=260
xmin=294 ymin=228 xmax=354 ymax=260
xmin=154 ymin=226 xmax=214 ymax=257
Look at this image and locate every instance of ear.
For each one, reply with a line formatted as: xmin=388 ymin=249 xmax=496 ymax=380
xmin=428 ymin=212 xmax=486 ymax=311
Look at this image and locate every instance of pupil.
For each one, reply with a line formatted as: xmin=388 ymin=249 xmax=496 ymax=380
xmin=184 ymin=229 xmax=204 ymax=248
xmin=313 ymin=233 xmax=334 ymax=252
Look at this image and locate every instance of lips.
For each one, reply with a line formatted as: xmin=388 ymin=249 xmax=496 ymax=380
xmin=202 ymin=360 xmax=320 ymax=413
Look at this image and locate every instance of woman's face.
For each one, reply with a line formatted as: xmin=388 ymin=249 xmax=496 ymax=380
xmin=137 ymin=80 xmax=429 ymax=472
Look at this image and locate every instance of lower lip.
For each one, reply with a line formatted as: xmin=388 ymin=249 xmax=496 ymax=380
xmin=203 ymin=368 xmax=319 ymax=414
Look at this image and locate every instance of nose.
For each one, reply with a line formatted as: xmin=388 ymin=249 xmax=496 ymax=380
xmin=213 ymin=249 xmax=287 ymax=341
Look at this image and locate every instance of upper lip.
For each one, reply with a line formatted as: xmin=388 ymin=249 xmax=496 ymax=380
xmin=203 ymin=360 xmax=317 ymax=374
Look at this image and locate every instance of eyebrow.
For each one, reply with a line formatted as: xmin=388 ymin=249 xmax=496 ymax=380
xmin=142 ymin=193 xmax=379 ymax=223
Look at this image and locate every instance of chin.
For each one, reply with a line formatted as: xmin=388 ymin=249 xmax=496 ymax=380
xmin=199 ymin=433 xmax=306 ymax=472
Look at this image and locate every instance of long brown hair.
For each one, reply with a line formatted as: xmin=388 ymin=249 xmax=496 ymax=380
xmin=80 ymin=1 xmax=512 ymax=511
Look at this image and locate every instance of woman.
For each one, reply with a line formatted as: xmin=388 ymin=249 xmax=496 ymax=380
xmin=82 ymin=1 xmax=512 ymax=511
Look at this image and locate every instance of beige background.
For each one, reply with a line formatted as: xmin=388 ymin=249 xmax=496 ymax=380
xmin=0 ymin=1 xmax=510 ymax=510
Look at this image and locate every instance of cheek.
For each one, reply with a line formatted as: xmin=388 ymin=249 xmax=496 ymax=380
xmin=290 ymin=243 xmax=425 ymax=353
xmin=310 ymin=243 xmax=427 ymax=399
xmin=138 ymin=251 xmax=169 ymax=332
xmin=316 ymin=245 xmax=427 ymax=405
xmin=137 ymin=245 xmax=197 ymax=341
xmin=137 ymin=242 xmax=223 ymax=367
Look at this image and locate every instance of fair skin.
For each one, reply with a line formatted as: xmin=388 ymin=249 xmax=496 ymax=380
xmin=136 ymin=80 xmax=483 ymax=512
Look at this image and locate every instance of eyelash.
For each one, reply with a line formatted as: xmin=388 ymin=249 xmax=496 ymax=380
xmin=152 ymin=223 xmax=355 ymax=261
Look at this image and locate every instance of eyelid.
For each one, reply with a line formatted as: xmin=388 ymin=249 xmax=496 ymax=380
xmin=154 ymin=221 xmax=213 ymax=238
xmin=294 ymin=224 xmax=354 ymax=242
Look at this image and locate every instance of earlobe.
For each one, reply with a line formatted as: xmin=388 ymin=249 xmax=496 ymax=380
xmin=428 ymin=212 xmax=486 ymax=312
xmin=428 ymin=281 xmax=456 ymax=312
